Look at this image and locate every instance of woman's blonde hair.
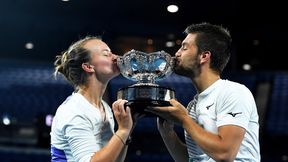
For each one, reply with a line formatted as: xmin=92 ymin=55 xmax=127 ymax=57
xmin=54 ymin=36 xmax=101 ymax=88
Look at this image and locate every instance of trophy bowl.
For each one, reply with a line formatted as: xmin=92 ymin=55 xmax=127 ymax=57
xmin=117 ymin=49 xmax=175 ymax=114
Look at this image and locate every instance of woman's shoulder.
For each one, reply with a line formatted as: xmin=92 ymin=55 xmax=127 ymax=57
xmin=52 ymin=93 xmax=90 ymax=128
xmin=55 ymin=93 xmax=84 ymax=116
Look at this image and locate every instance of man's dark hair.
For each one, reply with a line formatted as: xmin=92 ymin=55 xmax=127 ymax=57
xmin=185 ymin=22 xmax=232 ymax=74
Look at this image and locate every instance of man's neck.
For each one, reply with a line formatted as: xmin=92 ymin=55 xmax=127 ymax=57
xmin=192 ymin=71 xmax=220 ymax=94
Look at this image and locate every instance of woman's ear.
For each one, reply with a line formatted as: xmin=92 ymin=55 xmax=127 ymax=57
xmin=82 ymin=63 xmax=95 ymax=72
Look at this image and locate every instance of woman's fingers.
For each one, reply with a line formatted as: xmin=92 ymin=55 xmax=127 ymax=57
xmin=112 ymin=99 xmax=129 ymax=114
xmin=118 ymin=100 xmax=128 ymax=114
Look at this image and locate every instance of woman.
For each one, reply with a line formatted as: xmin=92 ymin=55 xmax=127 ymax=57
xmin=51 ymin=36 xmax=133 ymax=162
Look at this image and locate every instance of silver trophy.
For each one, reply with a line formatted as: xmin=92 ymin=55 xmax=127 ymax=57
xmin=117 ymin=49 xmax=175 ymax=114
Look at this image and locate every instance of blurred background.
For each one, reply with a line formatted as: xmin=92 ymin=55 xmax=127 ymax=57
xmin=0 ymin=0 xmax=287 ymax=161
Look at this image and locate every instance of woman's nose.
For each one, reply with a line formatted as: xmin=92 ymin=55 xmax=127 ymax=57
xmin=112 ymin=54 xmax=120 ymax=61
xmin=111 ymin=53 xmax=117 ymax=58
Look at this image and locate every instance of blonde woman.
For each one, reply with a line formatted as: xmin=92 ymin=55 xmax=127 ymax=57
xmin=51 ymin=36 xmax=132 ymax=162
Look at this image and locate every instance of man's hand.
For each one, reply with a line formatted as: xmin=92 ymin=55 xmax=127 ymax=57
xmin=146 ymin=99 xmax=189 ymax=126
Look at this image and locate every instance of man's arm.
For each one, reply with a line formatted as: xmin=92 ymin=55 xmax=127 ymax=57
xmin=157 ymin=118 xmax=189 ymax=162
xmin=148 ymin=99 xmax=245 ymax=162
xmin=182 ymin=116 xmax=245 ymax=161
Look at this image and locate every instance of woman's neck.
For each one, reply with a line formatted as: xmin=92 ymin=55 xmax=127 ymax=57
xmin=78 ymin=79 xmax=107 ymax=109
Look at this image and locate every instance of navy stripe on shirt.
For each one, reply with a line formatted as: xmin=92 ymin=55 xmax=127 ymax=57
xmin=51 ymin=145 xmax=67 ymax=162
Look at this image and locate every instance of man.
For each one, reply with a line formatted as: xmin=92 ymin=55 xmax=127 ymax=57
xmin=147 ymin=23 xmax=260 ymax=162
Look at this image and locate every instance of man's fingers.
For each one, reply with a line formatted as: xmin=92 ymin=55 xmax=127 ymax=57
xmin=169 ymin=99 xmax=181 ymax=107
xmin=147 ymin=106 xmax=170 ymax=112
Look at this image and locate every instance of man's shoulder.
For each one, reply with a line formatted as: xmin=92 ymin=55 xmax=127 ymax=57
xmin=215 ymin=80 xmax=253 ymax=101
xmin=220 ymin=79 xmax=251 ymax=92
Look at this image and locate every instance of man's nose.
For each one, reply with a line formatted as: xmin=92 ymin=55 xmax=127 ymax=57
xmin=175 ymin=50 xmax=181 ymax=57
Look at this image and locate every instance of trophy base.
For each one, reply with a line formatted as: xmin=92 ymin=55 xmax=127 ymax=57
xmin=125 ymin=100 xmax=171 ymax=116
xmin=117 ymin=85 xmax=175 ymax=116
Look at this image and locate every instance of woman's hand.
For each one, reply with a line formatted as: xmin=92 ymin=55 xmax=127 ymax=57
xmin=112 ymin=99 xmax=133 ymax=134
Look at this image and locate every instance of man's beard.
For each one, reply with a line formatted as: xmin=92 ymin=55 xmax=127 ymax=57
xmin=173 ymin=60 xmax=201 ymax=78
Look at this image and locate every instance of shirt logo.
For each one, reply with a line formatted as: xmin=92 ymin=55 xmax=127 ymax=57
xmin=228 ymin=112 xmax=242 ymax=117
xmin=206 ymin=103 xmax=214 ymax=110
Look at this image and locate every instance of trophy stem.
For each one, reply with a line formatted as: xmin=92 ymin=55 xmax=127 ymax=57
xmin=136 ymin=73 xmax=156 ymax=85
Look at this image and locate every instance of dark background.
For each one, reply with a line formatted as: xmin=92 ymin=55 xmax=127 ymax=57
xmin=1 ymin=0 xmax=287 ymax=71
xmin=0 ymin=0 xmax=288 ymax=162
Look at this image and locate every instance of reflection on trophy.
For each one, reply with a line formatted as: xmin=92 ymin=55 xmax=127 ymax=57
xmin=117 ymin=49 xmax=175 ymax=114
